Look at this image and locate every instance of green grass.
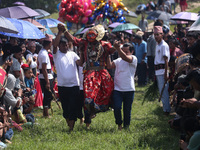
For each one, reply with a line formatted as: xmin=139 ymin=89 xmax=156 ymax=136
xmin=7 ymin=86 xmax=180 ymax=150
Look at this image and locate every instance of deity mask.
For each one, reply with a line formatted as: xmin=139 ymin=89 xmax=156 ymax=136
xmin=86 ymin=30 xmax=98 ymax=42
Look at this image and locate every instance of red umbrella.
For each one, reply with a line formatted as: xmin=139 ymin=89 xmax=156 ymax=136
xmin=0 ymin=6 xmax=39 ymax=19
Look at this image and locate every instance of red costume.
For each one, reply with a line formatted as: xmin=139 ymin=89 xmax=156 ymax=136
xmin=73 ymin=36 xmax=114 ymax=114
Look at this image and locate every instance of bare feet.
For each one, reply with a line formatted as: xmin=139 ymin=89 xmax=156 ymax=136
xmin=80 ymin=118 xmax=84 ymax=125
xmin=90 ymin=114 xmax=96 ymax=119
xmin=118 ymin=125 xmax=123 ymax=131
xmin=86 ymin=123 xmax=90 ymax=130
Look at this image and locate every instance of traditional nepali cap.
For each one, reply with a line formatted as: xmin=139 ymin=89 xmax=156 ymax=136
xmin=28 ymin=41 xmax=36 ymax=47
xmin=154 ymin=26 xmax=163 ymax=34
xmin=42 ymin=34 xmax=53 ymax=42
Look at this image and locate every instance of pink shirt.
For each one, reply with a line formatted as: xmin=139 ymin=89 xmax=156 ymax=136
xmin=171 ymin=47 xmax=183 ymax=57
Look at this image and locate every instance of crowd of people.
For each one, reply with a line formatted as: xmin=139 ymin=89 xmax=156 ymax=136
xmin=138 ymin=0 xmax=188 ymax=14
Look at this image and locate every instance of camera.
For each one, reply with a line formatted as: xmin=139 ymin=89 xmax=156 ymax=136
xmin=23 ymin=89 xmax=37 ymax=97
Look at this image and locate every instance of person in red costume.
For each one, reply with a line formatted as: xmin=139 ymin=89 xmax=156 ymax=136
xmin=58 ymin=23 xmax=116 ymax=129
xmin=179 ymin=0 xmax=187 ymax=12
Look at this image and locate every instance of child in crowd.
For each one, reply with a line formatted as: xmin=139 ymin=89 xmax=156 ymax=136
xmin=24 ymin=67 xmax=34 ymax=90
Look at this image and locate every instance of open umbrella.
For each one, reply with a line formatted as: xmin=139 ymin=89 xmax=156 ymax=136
xmin=170 ymin=20 xmax=188 ymax=25
xmin=37 ymin=18 xmax=65 ymax=28
xmin=108 ymin=22 xmax=123 ymax=29
xmin=0 ymin=6 xmax=39 ymax=19
xmin=123 ymin=30 xmax=132 ymax=35
xmin=146 ymin=10 xmax=172 ymax=21
xmin=123 ymin=11 xmax=138 ymax=18
xmin=23 ymin=18 xmax=45 ymax=30
xmin=34 ymin=9 xmax=50 ymax=19
xmin=0 ymin=18 xmax=45 ymax=39
xmin=74 ymin=27 xmax=84 ymax=36
xmin=171 ymin=12 xmax=198 ymax=22
xmin=189 ymin=17 xmax=200 ymax=31
xmin=44 ymin=27 xmax=55 ymax=39
xmin=13 ymin=1 xmax=25 ymax=6
xmin=112 ymin=23 xmax=140 ymax=32
xmin=0 ymin=16 xmax=19 ymax=34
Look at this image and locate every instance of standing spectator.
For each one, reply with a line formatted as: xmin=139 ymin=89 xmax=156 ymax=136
xmin=107 ymin=42 xmax=137 ymax=130
xmin=165 ymin=0 xmax=171 ymax=13
xmin=147 ymin=33 xmax=157 ymax=82
xmin=154 ymin=26 xmax=171 ymax=115
xmin=135 ymin=31 xmax=147 ymax=86
xmin=53 ymin=25 xmax=84 ymax=131
xmin=179 ymin=0 xmax=187 ymax=12
xmin=24 ymin=41 xmax=37 ymax=76
xmin=168 ymin=38 xmax=183 ymax=57
xmin=170 ymin=0 xmax=176 ymax=14
xmin=157 ymin=0 xmax=164 ymax=6
xmin=159 ymin=2 xmax=170 ymax=12
xmin=38 ymin=34 xmax=54 ymax=118
xmin=138 ymin=14 xmax=148 ymax=33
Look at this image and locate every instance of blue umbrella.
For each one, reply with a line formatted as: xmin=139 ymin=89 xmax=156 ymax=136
xmin=37 ymin=18 xmax=65 ymax=28
xmin=44 ymin=27 xmax=55 ymax=39
xmin=0 ymin=18 xmax=45 ymax=39
xmin=74 ymin=27 xmax=84 ymax=36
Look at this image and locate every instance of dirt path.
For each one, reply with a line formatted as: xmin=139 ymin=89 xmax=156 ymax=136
xmin=147 ymin=2 xmax=200 ymax=32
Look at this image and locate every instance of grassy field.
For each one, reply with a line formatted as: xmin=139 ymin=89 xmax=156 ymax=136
xmin=7 ymin=85 xmax=180 ymax=150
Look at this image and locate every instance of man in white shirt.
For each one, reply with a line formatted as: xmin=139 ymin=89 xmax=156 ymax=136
xmin=53 ymin=24 xmax=84 ymax=131
xmin=154 ymin=26 xmax=171 ymax=115
xmin=25 ymin=41 xmax=37 ymax=76
xmin=38 ymin=34 xmax=54 ymax=118
xmin=107 ymin=42 xmax=137 ymax=130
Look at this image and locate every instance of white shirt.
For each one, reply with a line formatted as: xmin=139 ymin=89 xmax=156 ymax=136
xmin=113 ymin=55 xmax=137 ymax=91
xmin=26 ymin=50 xmax=37 ymax=69
xmin=53 ymin=50 xmax=80 ymax=87
xmin=154 ymin=40 xmax=170 ymax=76
xmin=78 ymin=66 xmax=84 ymax=90
xmin=38 ymin=48 xmax=53 ymax=79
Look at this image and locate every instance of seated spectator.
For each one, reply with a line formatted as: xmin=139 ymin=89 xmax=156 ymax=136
xmin=186 ymin=32 xmax=198 ymax=50
xmin=9 ymin=46 xmax=23 ymax=90
xmin=24 ymin=41 xmax=37 ymax=76
xmin=0 ymin=107 xmax=14 ymax=144
xmin=179 ymin=117 xmax=200 ymax=150
xmin=23 ymin=67 xmax=34 ymax=90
